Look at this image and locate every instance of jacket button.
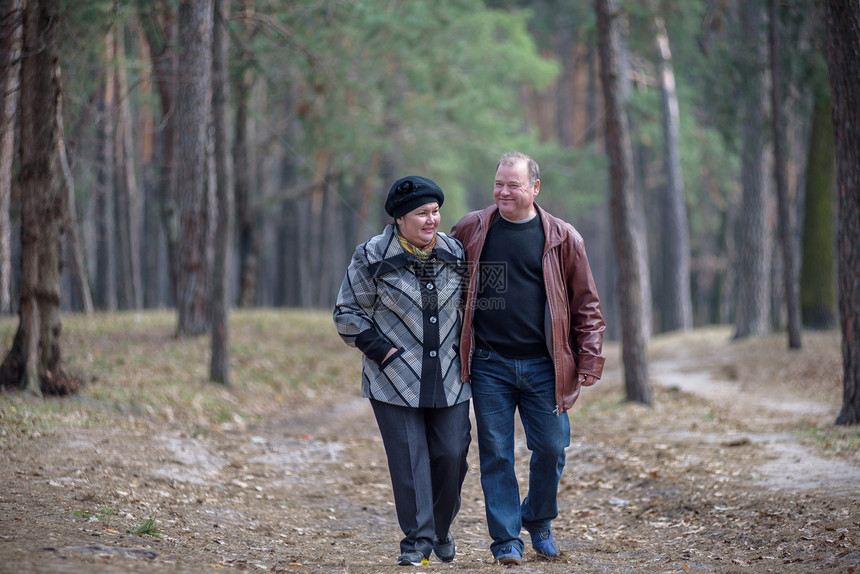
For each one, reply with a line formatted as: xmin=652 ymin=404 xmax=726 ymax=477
xmin=426 ymin=283 xmax=434 ymax=290
xmin=429 ymin=350 xmax=437 ymax=358
xmin=429 ymin=316 xmax=437 ymax=324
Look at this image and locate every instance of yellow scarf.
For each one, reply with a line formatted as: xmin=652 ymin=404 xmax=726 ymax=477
xmin=396 ymin=228 xmax=437 ymax=260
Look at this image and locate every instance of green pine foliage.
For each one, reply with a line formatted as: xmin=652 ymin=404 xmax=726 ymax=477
xmin=246 ymin=0 xmax=558 ymax=223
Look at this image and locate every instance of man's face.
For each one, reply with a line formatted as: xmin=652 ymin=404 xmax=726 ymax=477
xmin=493 ymin=160 xmax=539 ymax=221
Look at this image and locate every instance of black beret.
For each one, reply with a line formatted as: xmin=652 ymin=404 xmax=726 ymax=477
xmin=385 ymin=175 xmax=445 ymax=218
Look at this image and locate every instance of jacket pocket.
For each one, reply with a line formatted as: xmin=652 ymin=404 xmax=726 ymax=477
xmin=379 ymin=348 xmax=404 ymax=369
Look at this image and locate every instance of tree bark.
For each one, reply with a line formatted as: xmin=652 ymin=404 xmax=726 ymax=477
xmin=654 ymin=15 xmax=692 ymax=333
xmin=308 ymin=150 xmax=330 ymax=308
xmin=115 ymin=22 xmax=143 ymax=310
xmin=234 ymin=70 xmax=259 ymax=308
xmin=800 ymin=88 xmax=837 ymax=330
xmin=275 ymin=96 xmax=300 ymax=307
xmin=769 ymin=0 xmax=802 ymax=349
xmin=0 ymin=0 xmax=78 ymax=395
xmin=39 ymin=140 xmax=64 ymax=393
xmin=234 ymin=0 xmax=259 ymax=308
xmin=175 ymin=0 xmax=213 ymax=337
xmin=556 ymin=25 xmax=578 ymax=148
xmin=734 ymin=1 xmax=773 ymax=340
xmin=56 ymin=94 xmax=94 ymax=315
xmin=0 ymin=0 xmax=22 ymax=315
xmin=134 ymin=23 xmax=163 ymax=309
xmin=824 ymin=0 xmax=860 ymax=425
xmin=25 ymin=0 xmax=61 ymax=389
xmin=585 ymin=47 xmax=598 ymax=145
xmin=139 ymin=0 xmax=180 ymax=306
xmin=210 ymin=0 xmax=232 ymax=385
xmin=95 ymin=30 xmax=117 ymax=311
xmin=624 ymin=31 xmax=653 ymax=340
xmin=595 ymin=0 xmax=651 ymax=405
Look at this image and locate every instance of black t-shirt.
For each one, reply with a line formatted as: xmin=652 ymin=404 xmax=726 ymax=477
xmin=473 ymin=214 xmax=548 ymax=358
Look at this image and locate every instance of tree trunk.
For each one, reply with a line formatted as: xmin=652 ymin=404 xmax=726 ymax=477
xmin=39 ymin=155 xmax=64 ymax=392
xmin=280 ymin=138 xmax=312 ymax=308
xmin=654 ymin=15 xmax=692 ymax=333
xmin=556 ymin=25 xmax=578 ymax=148
xmin=307 ymin=150 xmax=329 ymax=307
xmin=95 ymin=31 xmax=117 ymax=311
xmin=356 ymin=153 xmax=381 ymax=247
xmin=614 ymin=12 xmax=652 ymax=338
xmin=624 ymin=42 xmax=653 ymax=339
xmin=210 ymin=0 xmax=232 ymax=385
xmin=824 ymin=0 xmax=860 ymax=425
xmin=585 ymin=47 xmax=598 ymax=145
xmin=769 ymin=0 xmax=802 ymax=349
xmin=233 ymin=4 xmax=259 ymax=308
xmin=0 ymin=0 xmax=78 ymax=395
xmin=595 ymin=0 xmax=651 ymax=405
xmin=57 ymin=94 xmax=94 ymax=315
xmin=299 ymin=203 xmax=312 ymax=308
xmin=142 ymin=163 xmax=164 ymax=307
xmin=140 ymin=0 xmax=179 ymax=306
xmin=234 ymin=74 xmax=259 ymax=307
xmin=800 ymin=88 xmax=837 ymax=330
xmin=0 ymin=0 xmax=22 ymax=315
xmin=175 ymin=0 xmax=213 ymax=337
xmin=115 ymin=22 xmax=143 ymax=310
xmin=734 ymin=1 xmax=773 ymax=340
xmin=134 ymin=25 xmax=163 ymax=309
xmin=275 ymin=102 xmax=299 ymax=307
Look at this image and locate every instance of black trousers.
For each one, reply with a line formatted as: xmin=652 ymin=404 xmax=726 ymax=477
xmin=370 ymin=399 xmax=472 ymax=557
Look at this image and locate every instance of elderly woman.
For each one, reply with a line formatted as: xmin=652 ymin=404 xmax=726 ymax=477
xmin=333 ymin=176 xmax=471 ymax=566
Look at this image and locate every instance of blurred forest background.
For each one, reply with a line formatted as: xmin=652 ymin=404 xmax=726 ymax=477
xmin=0 ymin=0 xmax=858 ymax=420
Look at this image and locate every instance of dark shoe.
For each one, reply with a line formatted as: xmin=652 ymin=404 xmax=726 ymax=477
xmin=433 ymin=533 xmax=455 ymax=562
xmin=396 ymin=551 xmax=428 ymax=566
xmin=531 ymin=529 xmax=558 ymax=557
xmin=494 ymin=545 xmax=523 ymax=566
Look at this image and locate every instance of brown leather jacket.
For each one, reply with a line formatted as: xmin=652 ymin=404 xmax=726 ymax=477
xmin=451 ymin=204 xmax=605 ymax=413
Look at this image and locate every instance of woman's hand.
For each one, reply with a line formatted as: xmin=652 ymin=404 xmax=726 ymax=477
xmin=382 ymin=347 xmax=398 ymax=364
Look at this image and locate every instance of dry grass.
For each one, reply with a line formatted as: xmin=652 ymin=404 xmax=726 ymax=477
xmin=0 ymin=310 xmax=854 ymax=453
xmin=0 ymin=309 xmax=361 ymax=449
xmin=648 ymin=325 xmax=843 ymax=405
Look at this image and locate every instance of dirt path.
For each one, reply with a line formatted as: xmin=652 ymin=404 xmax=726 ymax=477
xmin=650 ymin=355 xmax=859 ymax=496
xmin=1 ymin=337 xmax=859 ymax=573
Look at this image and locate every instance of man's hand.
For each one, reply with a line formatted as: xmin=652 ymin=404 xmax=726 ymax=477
xmin=579 ymin=373 xmax=597 ymax=387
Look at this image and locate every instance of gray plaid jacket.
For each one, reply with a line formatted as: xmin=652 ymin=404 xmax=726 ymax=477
xmin=333 ymin=225 xmax=471 ymax=408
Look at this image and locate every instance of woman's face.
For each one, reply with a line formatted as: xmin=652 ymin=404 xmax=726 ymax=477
xmin=396 ymin=202 xmax=440 ymax=247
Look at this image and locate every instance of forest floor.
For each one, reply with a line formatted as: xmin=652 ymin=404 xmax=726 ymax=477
xmin=0 ymin=312 xmax=858 ymax=574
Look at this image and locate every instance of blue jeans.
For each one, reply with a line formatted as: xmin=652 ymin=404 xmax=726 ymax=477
xmin=470 ymin=347 xmax=570 ymax=555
